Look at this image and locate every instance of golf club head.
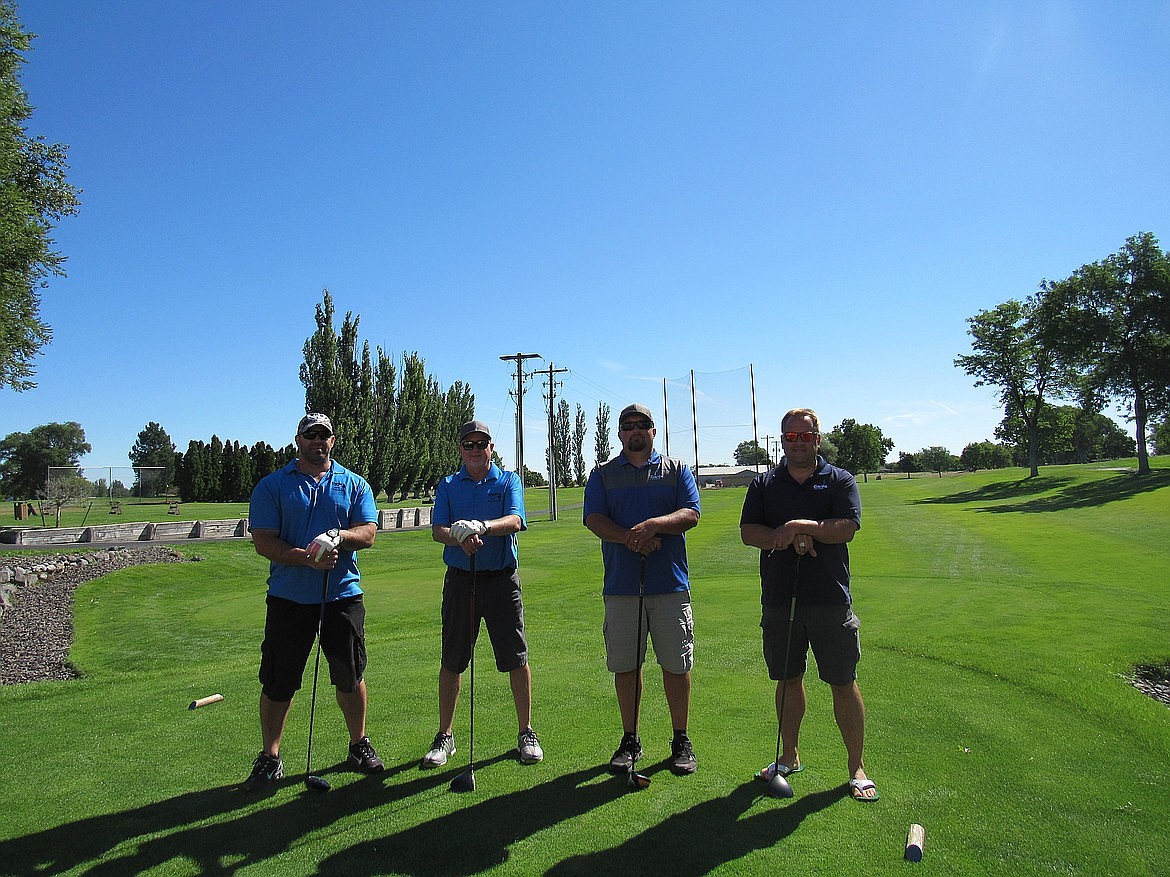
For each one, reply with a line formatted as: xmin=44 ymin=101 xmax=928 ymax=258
xmin=627 ymin=771 xmax=651 ymax=791
xmin=766 ymin=773 xmax=794 ymax=799
xmin=305 ymin=775 xmax=331 ymax=793
xmin=450 ymin=769 xmax=476 ymax=793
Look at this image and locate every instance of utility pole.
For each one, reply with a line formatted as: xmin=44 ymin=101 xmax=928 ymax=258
xmin=499 ymin=353 xmax=542 ymax=484
xmin=541 ymin=361 xmax=569 ymax=520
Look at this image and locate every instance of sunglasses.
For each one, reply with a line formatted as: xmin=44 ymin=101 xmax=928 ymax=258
xmin=461 ymin=439 xmax=490 ymax=450
xmin=301 ymin=430 xmax=332 ymax=440
xmin=619 ymin=420 xmax=654 ymax=431
xmin=782 ymin=431 xmax=818 ymax=443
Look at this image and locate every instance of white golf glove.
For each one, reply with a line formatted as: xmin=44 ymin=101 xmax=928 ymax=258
xmin=450 ymin=519 xmax=489 ymax=543
xmin=308 ymin=528 xmax=342 ymax=561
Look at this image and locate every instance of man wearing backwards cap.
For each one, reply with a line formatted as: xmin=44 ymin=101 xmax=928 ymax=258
xmin=584 ymin=403 xmax=701 ymax=776
xmin=242 ymin=412 xmax=383 ymax=792
xmin=422 ymin=418 xmax=544 ymax=768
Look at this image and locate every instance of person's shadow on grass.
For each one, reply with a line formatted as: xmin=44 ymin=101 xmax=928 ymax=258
xmin=544 ymin=781 xmax=849 ymax=877
xmin=0 ymin=754 xmax=454 ymax=876
xmin=314 ymin=763 xmax=629 ymax=876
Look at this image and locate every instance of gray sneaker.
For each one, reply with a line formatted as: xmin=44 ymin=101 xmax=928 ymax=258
xmin=241 ymin=752 xmax=283 ymax=792
xmin=421 ymin=732 xmax=456 ymax=768
xmin=517 ymin=728 xmax=544 ymax=764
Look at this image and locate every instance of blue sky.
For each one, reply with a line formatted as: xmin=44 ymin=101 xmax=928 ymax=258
xmin=7 ymin=1 xmax=1168 ymax=476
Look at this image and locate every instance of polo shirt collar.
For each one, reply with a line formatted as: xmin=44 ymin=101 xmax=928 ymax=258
xmin=459 ymin=462 xmax=501 ymax=482
xmin=617 ymin=449 xmax=662 ymax=468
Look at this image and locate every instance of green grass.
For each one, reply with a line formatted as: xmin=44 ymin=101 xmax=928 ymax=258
xmin=1 ymin=460 xmax=1168 ymax=875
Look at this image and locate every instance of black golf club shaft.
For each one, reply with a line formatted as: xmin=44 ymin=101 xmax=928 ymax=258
xmin=467 ymin=552 xmax=476 ymax=776
xmin=629 ymin=552 xmax=649 ymax=788
xmin=451 ymin=553 xmax=477 ymax=792
xmin=306 ymin=568 xmax=329 ymax=790
xmin=770 ymin=553 xmax=800 ymax=796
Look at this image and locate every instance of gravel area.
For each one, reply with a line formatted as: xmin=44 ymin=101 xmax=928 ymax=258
xmin=0 ymin=546 xmax=186 ymax=684
xmin=2 ymin=548 xmax=1169 ymax=709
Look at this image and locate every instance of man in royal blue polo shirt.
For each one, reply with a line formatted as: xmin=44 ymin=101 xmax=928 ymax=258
xmin=242 ymin=412 xmax=382 ymax=793
xmin=422 ymin=419 xmax=544 ymax=768
xmin=739 ymin=407 xmax=877 ymax=802
xmin=584 ymin=403 xmax=701 ymax=776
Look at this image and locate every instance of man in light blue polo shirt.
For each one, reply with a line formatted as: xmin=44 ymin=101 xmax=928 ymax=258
xmin=422 ymin=419 xmax=544 ymax=768
xmin=584 ymin=403 xmax=701 ymax=776
xmin=242 ymin=412 xmax=382 ymax=792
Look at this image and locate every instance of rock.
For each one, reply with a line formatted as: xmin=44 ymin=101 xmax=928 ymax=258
xmin=0 ymin=547 xmax=186 ymax=685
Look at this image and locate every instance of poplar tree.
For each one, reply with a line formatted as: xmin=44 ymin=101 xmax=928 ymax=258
xmin=572 ymin=403 xmax=588 ymax=485
xmin=594 ymin=402 xmax=612 ymax=468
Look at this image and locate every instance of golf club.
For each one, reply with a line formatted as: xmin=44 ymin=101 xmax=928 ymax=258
xmin=450 ymin=553 xmax=477 ymax=793
xmin=628 ymin=552 xmax=651 ymax=790
xmin=305 ymin=568 xmax=331 ymax=793
xmin=767 ymin=553 xmax=800 ymax=799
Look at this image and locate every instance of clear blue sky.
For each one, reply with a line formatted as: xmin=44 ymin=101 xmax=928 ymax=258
xmin=7 ymin=1 xmax=1169 ymax=477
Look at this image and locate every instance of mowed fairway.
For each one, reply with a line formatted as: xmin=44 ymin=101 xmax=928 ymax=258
xmin=1 ymin=460 xmax=1168 ymax=876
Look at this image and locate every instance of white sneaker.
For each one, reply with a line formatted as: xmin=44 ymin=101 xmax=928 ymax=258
xmin=421 ymin=733 xmax=455 ymax=768
xmin=517 ymin=728 xmax=544 ymax=764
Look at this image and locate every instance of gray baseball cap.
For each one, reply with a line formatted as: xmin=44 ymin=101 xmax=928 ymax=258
xmin=619 ymin=404 xmax=653 ymax=425
xmin=458 ymin=419 xmax=492 ymax=441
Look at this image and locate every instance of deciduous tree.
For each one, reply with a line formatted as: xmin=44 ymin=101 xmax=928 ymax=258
xmin=0 ymin=421 xmax=90 ymax=499
xmin=1034 ymin=232 xmax=1170 ymax=475
xmin=955 ymin=298 xmax=1066 ymax=477
xmin=733 ymin=439 xmax=771 ymax=467
xmin=918 ymin=446 xmax=958 ymax=476
xmin=0 ymin=3 xmax=80 ymax=392
xmin=823 ymin=419 xmax=892 ymax=482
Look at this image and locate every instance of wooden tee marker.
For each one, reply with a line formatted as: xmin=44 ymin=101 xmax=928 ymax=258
xmin=905 ymin=823 xmax=926 ymax=862
xmin=189 ymin=693 xmax=224 ymax=710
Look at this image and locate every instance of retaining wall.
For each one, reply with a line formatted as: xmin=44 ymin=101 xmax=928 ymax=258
xmin=2 ymin=507 xmax=433 ymax=546
xmin=0 ymin=519 xmax=249 ymax=546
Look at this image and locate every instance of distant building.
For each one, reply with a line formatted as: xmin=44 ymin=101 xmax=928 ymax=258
xmin=693 ymin=465 xmax=763 ymax=488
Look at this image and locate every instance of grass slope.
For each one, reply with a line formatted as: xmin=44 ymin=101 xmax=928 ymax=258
xmin=1 ymin=461 xmax=1168 ymax=875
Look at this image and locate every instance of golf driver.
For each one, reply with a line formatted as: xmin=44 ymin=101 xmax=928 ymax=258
xmin=450 ymin=553 xmax=477 ymax=793
xmin=766 ymin=553 xmax=800 ymax=799
xmin=305 ymin=568 xmax=331 ymax=793
xmin=628 ymin=553 xmax=651 ymax=791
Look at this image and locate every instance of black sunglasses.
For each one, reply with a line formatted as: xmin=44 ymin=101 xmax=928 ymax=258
xmin=461 ymin=439 xmax=490 ymax=450
xmin=619 ymin=420 xmax=654 ymax=431
xmin=301 ymin=430 xmax=332 ymax=440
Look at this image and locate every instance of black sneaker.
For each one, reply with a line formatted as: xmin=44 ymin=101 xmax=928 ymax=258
xmin=241 ymin=752 xmax=283 ymax=792
xmin=348 ymin=736 xmax=385 ymax=773
xmin=608 ymin=732 xmax=643 ymax=774
xmin=670 ymin=734 xmax=697 ymax=775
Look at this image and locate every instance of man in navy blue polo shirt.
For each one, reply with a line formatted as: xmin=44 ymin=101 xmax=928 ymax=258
xmin=422 ymin=419 xmax=544 ymax=768
xmin=739 ymin=407 xmax=877 ymax=802
xmin=584 ymin=403 xmax=701 ymax=776
xmin=243 ymin=412 xmax=382 ymax=792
